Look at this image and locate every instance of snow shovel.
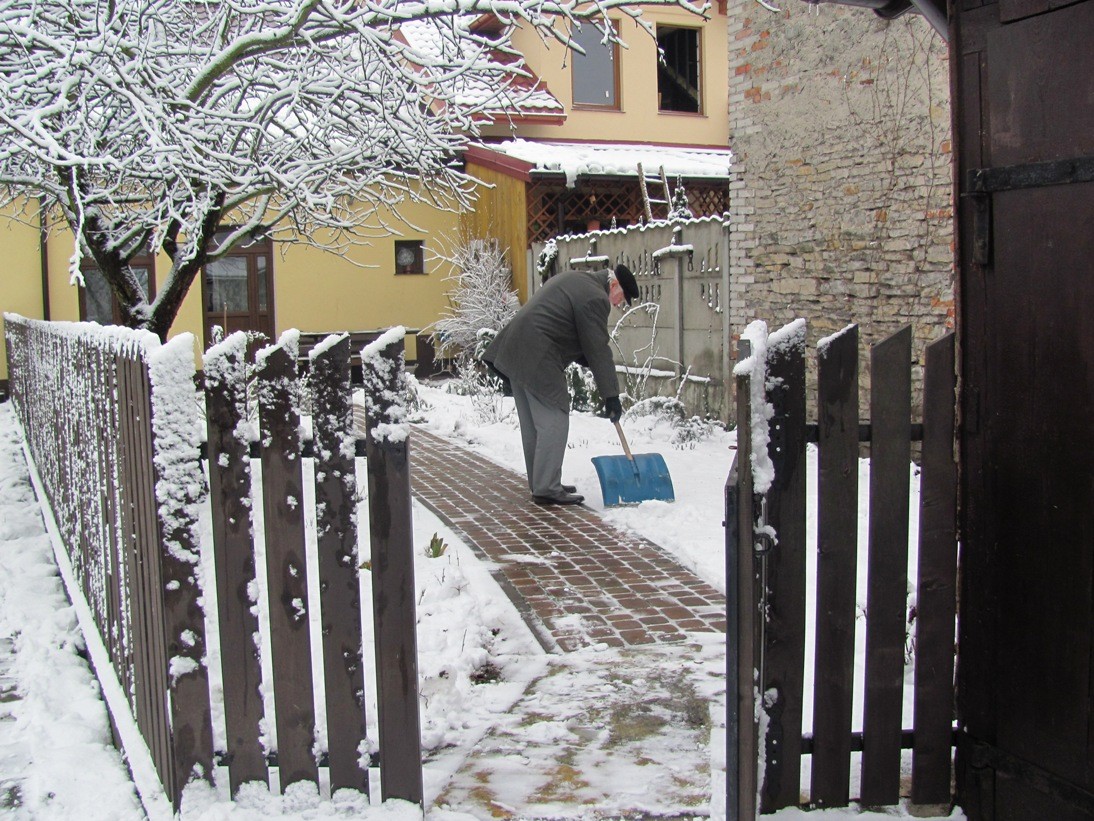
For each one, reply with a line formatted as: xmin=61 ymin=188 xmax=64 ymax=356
xmin=591 ymin=421 xmax=675 ymax=506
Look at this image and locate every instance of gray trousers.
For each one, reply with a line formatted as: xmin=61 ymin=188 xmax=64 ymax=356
xmin=511 ymin=382 xmax=569 ymax=498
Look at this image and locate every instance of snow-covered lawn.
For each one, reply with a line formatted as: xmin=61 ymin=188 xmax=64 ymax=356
xmin=0 ymin=381 xmax=963 ymax=820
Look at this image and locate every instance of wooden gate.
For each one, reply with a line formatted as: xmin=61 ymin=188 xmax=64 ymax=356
xmin=953 ymin=1 xmax=1094 ymax=817
xmin=726 ymin=320 xmax=958 ymax=816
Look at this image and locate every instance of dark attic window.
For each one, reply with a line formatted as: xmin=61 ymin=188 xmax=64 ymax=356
xmin=657 ymin=26 xmax=701 ymax=114
xmin=395 ymin=240 xmax=426 ymax=275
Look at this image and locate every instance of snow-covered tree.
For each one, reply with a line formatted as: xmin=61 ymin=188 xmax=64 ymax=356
xmin=0 ymin=0 xmax=705 ymax=339
xmin=431 ymin=236 xmax=519 ymax=354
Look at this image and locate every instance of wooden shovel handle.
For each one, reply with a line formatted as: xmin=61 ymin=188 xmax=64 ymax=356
xmin=613 ymin=421 xmax=635 ymax=461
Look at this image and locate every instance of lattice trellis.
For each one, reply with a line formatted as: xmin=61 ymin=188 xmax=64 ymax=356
xmin=526 ymin=179 xmax=728 ymax=244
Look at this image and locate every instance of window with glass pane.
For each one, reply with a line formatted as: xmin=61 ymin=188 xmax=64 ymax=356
xmin=395 ymin=240 xmax=425 ymax=275
xmin=657 ymin=26 xmax=701 ymax=113
xmin=80 ymin=262 xmax=152 ymax=325
xmin=571 ymin=22 xmax=619 ymax=108
xmin=205 ymin=256 xmax=250 ymax=312
xmin=83 ymin=268 xmax=114 ymax=324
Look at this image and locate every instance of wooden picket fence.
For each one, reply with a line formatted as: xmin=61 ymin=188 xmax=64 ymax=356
xmin=3 ymin=315 xmax=423 ymax=810
xmin=727 ymin=321 xmax=958 ymax=817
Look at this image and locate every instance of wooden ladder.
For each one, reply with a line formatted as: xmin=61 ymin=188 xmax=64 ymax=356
xmin=637 ymin=162 xmax=673 ymax=221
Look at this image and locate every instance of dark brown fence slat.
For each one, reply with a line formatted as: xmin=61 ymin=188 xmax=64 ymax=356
xmin=861 ymin=326 xmax=913 ymax=807
xmin=810 ymin=325 xmax=860 ymax=809
xmin=733 ymin=339 xmax=758 ymax=821
xmin=362 ymin=332 xmax=424 ymax=805
xmin=311 ymin=337 xmax=368 ymax=794
xmin=911 ymin=333 xmax=958 ymax=806
xmin=205 ymin=341 xmax=269 ymax=794
xmin=760 ymin=323 xmax=808 ymax=812
xmin=257 ymin=344 xmax=319 ymax=791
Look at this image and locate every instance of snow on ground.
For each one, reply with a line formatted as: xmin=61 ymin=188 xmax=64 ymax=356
xmin=0 ymin=384 xmax=963 ymax=819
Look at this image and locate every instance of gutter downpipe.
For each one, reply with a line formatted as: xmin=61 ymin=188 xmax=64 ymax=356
xmin=909 ymin=0 xmax=948 ymax=40
xmin=38 ymin=199 xmax=50 ymax=320
xmin=804 ymin=0 xmax=948 ymax=39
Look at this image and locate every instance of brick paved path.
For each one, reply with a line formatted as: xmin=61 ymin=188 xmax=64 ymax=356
xmin=410 ymin=427 xmax=726 ymax=652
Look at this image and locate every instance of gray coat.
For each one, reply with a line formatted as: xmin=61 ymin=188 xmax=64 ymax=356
xmin=483 ymin=269 xmax=620 ymax=412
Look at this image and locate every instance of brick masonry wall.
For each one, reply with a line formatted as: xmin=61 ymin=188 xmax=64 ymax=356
xmin=727 ymin=2 xmax=954 ymax=420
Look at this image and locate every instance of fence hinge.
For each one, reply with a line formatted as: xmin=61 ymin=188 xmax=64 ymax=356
xmin=969 ymin=191 xmax=992 ymax=266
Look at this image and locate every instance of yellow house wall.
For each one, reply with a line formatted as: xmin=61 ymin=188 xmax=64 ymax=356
xmin=0 ymin=208 xmax=46 ymax=383
xmin=484 ymin=8 xmax=729 ymax=147
xmin=460 ymin=167 xmax=531 ymax=301
xmin=275 ymin=198 xmax=458 ymax=337
xmin=2 ymin=194 xmax=461 ymax=381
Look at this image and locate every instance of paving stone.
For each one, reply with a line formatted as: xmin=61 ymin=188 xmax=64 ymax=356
xmin=411 ymin=427 xmax=726 ymax=652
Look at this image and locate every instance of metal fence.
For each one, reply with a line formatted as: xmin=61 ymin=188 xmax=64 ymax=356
xmin=533 ymin=216 xmax=731 ymax=420
xmin=727 ymin=320 xmax=958 ymax=816
xmin=3 ymin=315 xmax=423 ymax=810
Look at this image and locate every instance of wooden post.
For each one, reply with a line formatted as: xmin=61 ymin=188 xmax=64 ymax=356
xmin=362 ymin=330 xmax=424 ymax=806
xmin=256 ymin=343 xmax=319 ymax=791
xmin=205 ymin=337 xmax=268 ymax=794
xmin=311 ymin=335 xmax=368 ymax=794
xmin=810 ymin=325 xmax=860 ymax=808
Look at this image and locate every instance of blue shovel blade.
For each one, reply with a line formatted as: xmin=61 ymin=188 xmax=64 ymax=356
xmin=591 ymin=453 xmax=675 ymax=506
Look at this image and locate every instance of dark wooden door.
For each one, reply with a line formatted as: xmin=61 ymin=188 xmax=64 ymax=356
xmin=954 ymin=0 xmax=1094 ymax=818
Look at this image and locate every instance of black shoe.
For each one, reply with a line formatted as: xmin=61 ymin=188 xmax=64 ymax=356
xmin=562 ymin=484 xmax=577 ymax=494
xmin=533 ymin=492 xmax=585 ymax=506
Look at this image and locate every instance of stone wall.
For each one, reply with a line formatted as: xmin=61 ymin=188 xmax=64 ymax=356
xmin=726 ymin=2 xmax=954 ymax=420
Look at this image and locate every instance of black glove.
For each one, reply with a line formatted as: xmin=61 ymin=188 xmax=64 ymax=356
xmin=604 ymin=396 xmax=623 ymax=424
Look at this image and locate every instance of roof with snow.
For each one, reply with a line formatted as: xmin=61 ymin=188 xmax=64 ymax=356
xmin=466 ymin=139 xmax=734 ymax=187
xmin=398 ymin=18 xmax=564 ymax=124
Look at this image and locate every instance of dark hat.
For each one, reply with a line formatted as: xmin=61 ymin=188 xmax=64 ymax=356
xmin=614 ymin=264 xmax=640 ymax=306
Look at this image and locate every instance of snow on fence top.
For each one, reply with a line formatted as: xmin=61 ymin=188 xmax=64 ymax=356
xmin=361 ymin=326 xmax=409 ymax=444
xmin=308 ymin=332 xmax=349 ymax=361
xmin=3 ymin=312 xmax=160 ymax=356
xmin=818 ymin=323 xmax=858 ymax=356
xmin=733 ymin=320 xmax=776 ymax=495
xmin=769 ymin=317 xmax=807 ymax=356
xmin=147 ymin=334 xmax=204 ymax=570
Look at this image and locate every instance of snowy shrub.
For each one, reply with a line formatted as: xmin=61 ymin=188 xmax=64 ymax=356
xmin=566 ymin=363 xmax=602 ymax=413
xmin=403 ymin=373 xmax=430 ymax=418
xmin=625 ymin=396 xmax=721 ymax=448
xmin=430 ymin=236 xmax=519 ymax=356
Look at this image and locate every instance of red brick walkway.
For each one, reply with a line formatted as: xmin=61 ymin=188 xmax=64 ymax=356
xmin=410 ymin=426 xmax=726 ymax=652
